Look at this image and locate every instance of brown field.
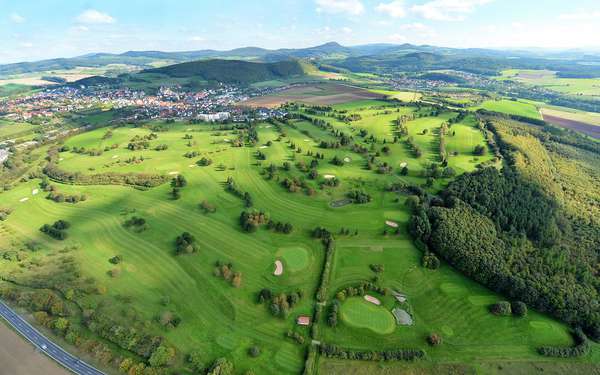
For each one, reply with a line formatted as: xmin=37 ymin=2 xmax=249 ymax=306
xmin=542 ymin=113 xmax=600 ymax=139
xmin=0 ymin=322 xmax=69 ymax=375
xmin=239 ymin=83 xmax=385 ymax=108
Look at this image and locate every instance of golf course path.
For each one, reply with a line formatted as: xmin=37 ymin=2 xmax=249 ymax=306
xmin=0 ymin=300 xmax=105 ymax=375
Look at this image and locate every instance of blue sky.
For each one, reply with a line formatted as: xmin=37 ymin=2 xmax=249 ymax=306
xmin=2 ymin=0 xmax=600 ymax=63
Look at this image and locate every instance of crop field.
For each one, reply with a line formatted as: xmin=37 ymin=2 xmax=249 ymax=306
xmin=471 ymin=99 xmax=542 ymax=119
xmin=0 ymin=119 xmax=37 ymax=140
xmin=498 ymin=69 xmax=600 ymax=97
xmin=1 ymin=99 xmax=598 ymax=374
xmin=240 ymin=83 xmax=384 ymax=108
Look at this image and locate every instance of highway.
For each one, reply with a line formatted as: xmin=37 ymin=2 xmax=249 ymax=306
xmin=0 ymin=300 xmax=105 ymax=375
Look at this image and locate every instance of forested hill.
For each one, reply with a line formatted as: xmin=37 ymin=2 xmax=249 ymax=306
xmin=140 ymin=59 xmax=306 ymax=84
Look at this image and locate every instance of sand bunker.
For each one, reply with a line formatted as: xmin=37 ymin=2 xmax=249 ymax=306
xmin=304 ymin=139 xmax=311 ymax=142
xmin=19 ymin=197 xmax=29 ymax=202
xmin=364 ymin=295 xmax=381 ymax=305
xmin=385 ymin=220 xmax=399 ymax=228
xmin=392 ymin=308 xmax=413 ymax=325
xmin=343 ymin=157 xmax=351 ymax=163
xmin=392 ymin=290 xmax=407 ymax=303
xmin=323 ymin=174 xmax=336 ymax=179
xmin=260 ymin=145 xmax=268 ymax=149
xmin=58 ymin=158 xmax=64 ymax=161
xmin=32 ymin=189 xmax=39 ymax=195
xmin=112 ymin=155 xmax=119 ymax=159
xmin=400 ymin=162 xmax=407 ymax=168
xmin=188 ymin=164 xmax=196 ymax=168
xmin=274 ymin=260 xmax=283 ymax=276
xmin=223 ymin=138 xmax=230 ymax=142
xmin=168 ymin=171 xmax=179 ymax=175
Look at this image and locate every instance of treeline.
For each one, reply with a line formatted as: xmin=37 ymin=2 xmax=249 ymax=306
xmin=44 ymin=164 xmax=168 ymax=188
xmin=257 ymin=288 xmax=303 ymax=318
xmin=318 ymin=343 xmax=425 ymax=361
xmin=225 ymin=177 xmax=252 ymax=207
xmin=538 ymin=329 xmax=590 ymax=358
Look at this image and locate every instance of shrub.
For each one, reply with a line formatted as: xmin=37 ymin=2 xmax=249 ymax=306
xmin=248 ymin=346 xmax=261 ymax=357
xmin=490 ymin=301 xmax=512 ymax=316
xmin=175 ymin=232 xmax=198 ymax=254
xmin=511 ymin=301 xmax=528 ymax=317
xmin=422 ymin=252 xmax=440 ymax=269
xmin=427 ymin=333 xmax=442 ymax=346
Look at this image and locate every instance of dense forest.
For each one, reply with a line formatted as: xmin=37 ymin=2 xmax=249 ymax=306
xmin=409 ymin=115 xmax=600 ymax=340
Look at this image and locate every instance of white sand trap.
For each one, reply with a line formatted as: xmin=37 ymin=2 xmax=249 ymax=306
xmin=392 ymin=290 xmax=407 ymax=303
xmin=112 ymin=155 xmax=119 ymax=159
xmin=223 ymin=138 xmax=230 ymax=142
xmin=392 ymin=308 xmax=413 ymax=325
xmin=364 ymin=295 xmax=381 ymax=305
xmin=304 ymin=139 xmax=311 ymax=142
xmin=323 ymin=174 xmax=336 ymax=179
xmin=186 ymin=128 xmax=192 ymax=131
xmin=343 ymin=157 xmax=351 ymax=163
xmin=168 ymin=171 xmax=179 ymax=175
xmin=400 ymin=162 xmax=407 ymax=168
xmin=188 ymin=164 xmax=196 ymax=168
xmin=19 ymin=197 xmax=29 ymax=202
xmin=265 ymin=125 xmax=272 ymax=128
xmin=274 ymin=260 xmax=283 ymax=276
xmin=260 ymin=145 xmax=268 ymax=149
xmin=32 ymin=189 xmax=39 ymax=195
xmin=59 ymin=158 xmax=64 ymax=161
xmin=385 ymin=220 xmax=399 ymax=228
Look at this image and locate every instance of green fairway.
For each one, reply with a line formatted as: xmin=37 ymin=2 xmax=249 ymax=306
xmin=277 ymin=246 xmax=310 ymax=273
xmin=340 ymin=297 xmax=396 ymax=335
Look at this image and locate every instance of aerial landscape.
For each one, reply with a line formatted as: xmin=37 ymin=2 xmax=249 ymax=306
xmin=0 ymin=1 xmax=599 ymax=374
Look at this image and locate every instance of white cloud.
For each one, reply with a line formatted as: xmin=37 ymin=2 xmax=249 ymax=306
xmin=376 ymin=1 xmax=406 ymax=18
xmin=559 ymin=11 xmax=600 ymax=20
xmin=76 ymin=9 xmax=115 ymax=24
xmin=72 ymin=25 xmax=89 ymax=32
xmin=189 ymin=36 xmax=205 ymax=42
xmin=342 ymin=26 xmax=353 ymax=34
xmin=315 ymin=0 xmax=364 ymax=16
xmin=411 ymin=0 xmax=493 ymax=21
xmin=20 ymin=42 xmax=33 ymax=48
xmin=388 ymin=33 xmax=407 ymax=43
xmin=400 ymin=22 xmax=426 ymax=31
xmin=10 ymin=13 xmax=25 ymax=23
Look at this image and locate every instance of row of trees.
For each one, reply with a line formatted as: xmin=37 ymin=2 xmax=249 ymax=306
xmin=257 ymin=288 xmax=304 ymax=318
xmin=213 ymin=260 xmax=242 ymax=288
xmin=318 ymin=343 xmax=425 ymax=361
xmin=40 ymin=220 xmax=70 ymax=240
xmin=44 ymin=164 xmax=169 ymax=188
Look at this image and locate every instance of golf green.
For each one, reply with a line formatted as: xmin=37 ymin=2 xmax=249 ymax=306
xmin=277 ymin=246 xmax=310 ymax=273
xmin=340 ymin=297 xmax=396 ymax=335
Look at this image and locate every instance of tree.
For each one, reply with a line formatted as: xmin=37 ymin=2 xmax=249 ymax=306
xmin=248 ymin=345 xmax=261 ymax=357
xmin=175 ymin=232 xmax=198 ymax=254
xmin=473 ymin=144 xmax=486 ymax=156
xmin=511 ymin=301 xmax=528 ymax=317
xmin=490 ymin=301 xmax=512 ymax=316
xmin=148 ymin=345 xmax=175 ymax=367
xmin=187 ymin=349 xmax=205 ymax=372
xmin=207 ymin=357 xmax=234 ymax=375
xmin=427 ymin=333 xmax=442 ymax=346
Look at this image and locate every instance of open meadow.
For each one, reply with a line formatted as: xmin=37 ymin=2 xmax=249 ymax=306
xmin=0 ymin=99 xmax=598 ymax=375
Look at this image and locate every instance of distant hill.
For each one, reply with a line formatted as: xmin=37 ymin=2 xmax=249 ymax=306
xmin=141 ymin=59 xmax=306 ymax=84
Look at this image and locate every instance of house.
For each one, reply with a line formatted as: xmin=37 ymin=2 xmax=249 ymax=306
xmin=296 ymin=316 xmax=311 ymax=326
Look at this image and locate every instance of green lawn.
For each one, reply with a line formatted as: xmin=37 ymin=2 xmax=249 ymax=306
xmin=471 ymin=99 xmax=542 ymax=120
xmin=340 ymin=297 xmax=396 ymax=335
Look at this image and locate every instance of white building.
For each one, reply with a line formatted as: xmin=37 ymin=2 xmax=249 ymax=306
xmin=197 ymin=112 xmax=230 ymax=122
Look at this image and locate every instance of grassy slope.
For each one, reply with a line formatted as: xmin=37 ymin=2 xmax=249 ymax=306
xmin=471 ymin=99 xmax=542 ymax=120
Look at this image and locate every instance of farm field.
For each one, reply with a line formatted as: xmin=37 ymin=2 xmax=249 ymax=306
xmin=0 ymin=99 xmax=598 ymax=375
xmin=498 ymin=69 xmax=600 ymax=97
xmin=0 ymin=119 xmax=37 ymax=140
xmin=470 ymin=98 xmax=542 ymax=119
xmin=240 ymin=83 xmax=384 ymax=108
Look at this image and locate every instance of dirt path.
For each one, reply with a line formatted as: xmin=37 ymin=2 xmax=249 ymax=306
xmin=0 ymin=322 xmax=69 ymax=375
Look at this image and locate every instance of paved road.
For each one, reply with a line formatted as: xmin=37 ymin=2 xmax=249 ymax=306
xmin=0 ymin=300 xmax=105 ymax=375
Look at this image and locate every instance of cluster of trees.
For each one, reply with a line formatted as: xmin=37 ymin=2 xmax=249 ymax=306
xmin=286 ymin=330 xmax=305 ymax=345
xmin=225 ymin=177 xmax=252 ymax=207
xmin=473 ymin=144 xmax=486 ymax=156
xmin=313 ymin=227 xmax=336 ymax=302
xmin=489 ymin=301 xmax=528 ymax=317
xmin=406 ymin=136 xmax=422 ymax=158
xmin=347 ymin=190 xmax=371 ymax=204
xmin=200 ymin=200 xmax=216 ymax=213
xmin=439 ymin=123 xmax=448 ymax=164
xmin=257 ymin=288 xmax=303 ymax=318
xmin=318 ymin=343 xmax=425 ymax=361
xmin=44 ymin=164 xmax=169 ymax=188
xmin=184 ymin=151 xmax=199 ymax=158
xmin=68 ymin=146 xmax=104 ymax=156
xmin=319 ymin=140 xmax=342 ymax=149
xmin=239 ymin=210 xmax=268 ymax=232
xmin=213 ymin=260 xmax=242 ymax=288
xmin=281 ymin=177 xmax=306 ymax=193
xmin=45 ymin=185 xmax=87 ymax=204
xmin=0 ymin=207 xmax=13 ymax=221
xmin=170 ymin=175 xmax=187 ymax=200
xmin=174 ymin=232 xmax=198 ymax=255
xmin=123 ymin=216 xmax=147 ymax=232
xmin=421 ymin=252 xmax=440 ymax=269
xmin=334 ymin=282 xmax=388 ymax=302
xmin=40 ymin=220 xmax=70 ymax=240
xmin=266 ymin=220 xmax=293 ymax=234
xmin=330 ymin=155 xmax=345 ymax=166
xmin=154 ymin=144 xmax=168 ymax=151
xmin=538 ymin=329 xmax=590 ymax=358
xmin=327 ymin=300 xmax=340 ymax=327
